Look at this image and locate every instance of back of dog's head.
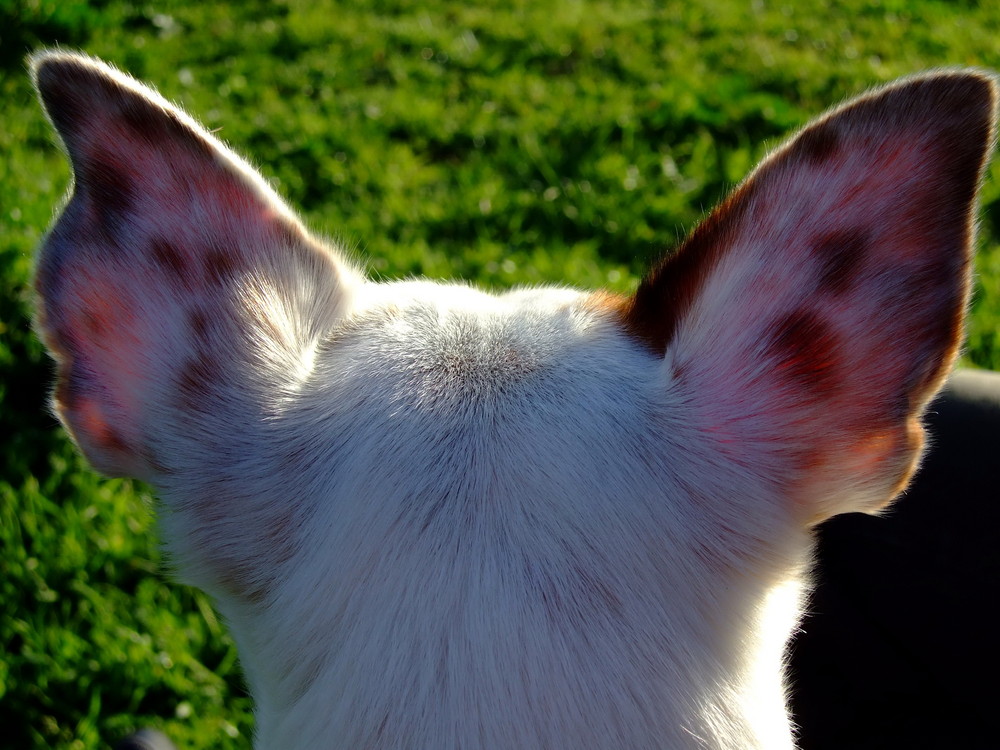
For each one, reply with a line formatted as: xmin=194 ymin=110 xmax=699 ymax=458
xmin=31 ymin=51 xmax=998 ymax=748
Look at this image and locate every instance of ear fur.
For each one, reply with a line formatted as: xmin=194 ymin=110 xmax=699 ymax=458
xmin=30 ymin=50 xmax=359 ymax=479
xmin=609 ymin=70 xmax=998 ymax=522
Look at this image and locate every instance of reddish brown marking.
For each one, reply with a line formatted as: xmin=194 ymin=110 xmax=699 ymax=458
xmin=82 ymin=309 xmax=106 ymax=336
xmin=204 ymin=244 xmax=242 ymax=285
xmin=98 ymin=424 xmax=130 ymax=453
xmin=614 ymin=179 xmax=759 ymax=355
xmin=120 ymin=102 xmax=216 ymax=160
xmin=902 ymin=74 xmax=998 ymax=211
xmin=842 ymin=423 xmax=922 ymax=512
xmin=176 ymin=352 xmax=223 ymax=411
xmin=274 ymin=218 xmax=307 ymax=250
xmin=65 ymin=276 xmax=137 ymax=349
xmin=792 ymin=120 xmax=840 ymax=165
xmin=795 ymin=443 xmax=827 ymax=476
xmin=584 ymin=290 xmax=630 ymax=325
xmin=187 ymin=307 xmax=211 ymax=341
xmin=606 ymin=71 xmax=997 ymax=358
xmin=767 ymin=309 xmax=839 ymax=395
xmin=79 ymin=147 xmax=136 ymax=235
xmin=151 ymin=237 xmax=191 ymax=282
xmin=76 ymin=396 xmax=130 ymax=454
xmin=792 ymin=422 xmax=923 ymax=526
xmin=813 ymin=228 xmax=871 ymax=294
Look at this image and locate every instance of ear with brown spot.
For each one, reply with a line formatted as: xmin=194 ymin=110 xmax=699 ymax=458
xmin=31 ymin=51 xmax=360 ymax=480
xmin=616 ymin=70 xmax=998 ymax=522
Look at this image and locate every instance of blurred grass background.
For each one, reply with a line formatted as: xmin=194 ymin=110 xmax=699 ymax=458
xmin=2 ymin=1 xmax=1000 ymax=747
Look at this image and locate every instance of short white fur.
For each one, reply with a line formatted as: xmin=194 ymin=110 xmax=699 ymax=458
xmin=30 ymin=51 xmax=997 ymax=749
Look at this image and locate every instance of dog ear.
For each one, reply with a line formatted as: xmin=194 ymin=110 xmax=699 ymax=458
xmin=31 ymin=51 xmax=359 ymax=480
xmin=612 ymin=71 xmax=997 ymax=523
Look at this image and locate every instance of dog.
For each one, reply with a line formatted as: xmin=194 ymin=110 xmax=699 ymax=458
xmin=30 ymin=50 xmax=996 ymax=748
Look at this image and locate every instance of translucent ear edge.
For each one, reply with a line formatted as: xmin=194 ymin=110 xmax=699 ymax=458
xmin=606 ymin=69 xmax=998 ymax=358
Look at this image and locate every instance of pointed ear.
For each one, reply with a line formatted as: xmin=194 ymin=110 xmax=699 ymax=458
xmin=615 ymin=71 xmax=997 ymax=522
xmin=31 ymin=51 xmax=360 ymax=479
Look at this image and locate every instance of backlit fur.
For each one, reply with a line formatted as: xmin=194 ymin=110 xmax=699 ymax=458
xmin=30 ymin=51 xmax=997 ymax=749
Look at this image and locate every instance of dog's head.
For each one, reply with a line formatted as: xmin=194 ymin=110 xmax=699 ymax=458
xmin=31 ymin=51 xmax=996 ymax=748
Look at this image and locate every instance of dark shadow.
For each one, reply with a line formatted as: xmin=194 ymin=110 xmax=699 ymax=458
xmin=789 ymin=369 xmax=1000 ymax=749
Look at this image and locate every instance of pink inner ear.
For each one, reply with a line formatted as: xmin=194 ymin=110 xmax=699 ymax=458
xmin=46 ymin=266 xmax=150 ymax=476
xmin=603 ymin=71 xmax=996 ymax=521
xmin=849 ymin=431 xmax=903 ymax=475
xmin=33 ymin=54 xmax=359 ymax=482
xmin=54 ymin=375 xmax=144 ymax=477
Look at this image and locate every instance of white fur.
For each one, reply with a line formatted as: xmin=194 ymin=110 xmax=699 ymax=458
xmin=30 ymin=52 xmax=997 ymax=749
xmin=170 ymin=281 xmax=806 ymax=748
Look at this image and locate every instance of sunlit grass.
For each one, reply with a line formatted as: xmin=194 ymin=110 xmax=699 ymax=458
xmin=3 ymin=1 xmax=1000 ymax=746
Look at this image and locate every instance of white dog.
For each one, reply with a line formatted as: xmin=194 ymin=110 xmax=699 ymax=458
xmin=30 ymin=50 xmax=996 ymax=749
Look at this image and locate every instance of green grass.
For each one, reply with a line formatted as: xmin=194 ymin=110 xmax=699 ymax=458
xmin=3 ymin=1 xmax=1000 ymax=747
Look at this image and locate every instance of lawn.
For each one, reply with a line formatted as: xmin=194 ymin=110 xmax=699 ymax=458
xmin=2 ymin=0 xmax=1000 ymax=747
